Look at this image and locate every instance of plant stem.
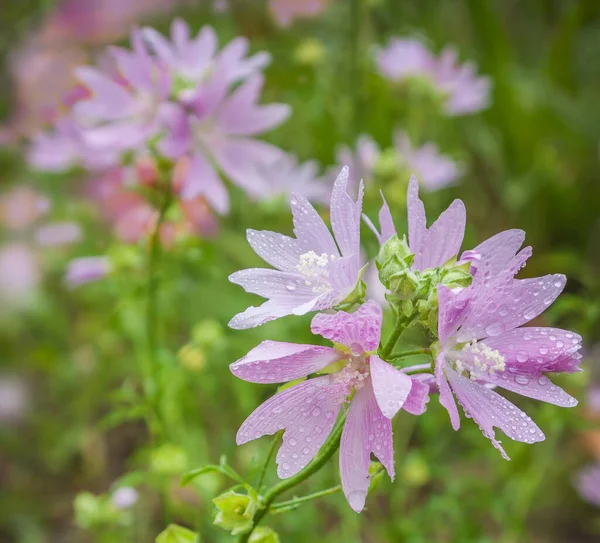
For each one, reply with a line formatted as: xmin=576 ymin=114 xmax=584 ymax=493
xmin=256 ymin=432 xmax=281 ymax=491
xmin=379 ymin=315 xmax=406 ymax=359
xmin=238 ymin=415 xmax=346 ymax=542
xmin=399 ymin=363 xmax=432 ymax=374
xmin=270 ymin=485 xmax=342 ymax=514
xmin=388 ymin=348 xmax=431 ymax=360
xmin=144 ymin=193 xmax=171 ymax=437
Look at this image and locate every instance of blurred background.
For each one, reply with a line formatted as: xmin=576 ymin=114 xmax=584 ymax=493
xmin=1 ymin=0 xmax=600 ymax=541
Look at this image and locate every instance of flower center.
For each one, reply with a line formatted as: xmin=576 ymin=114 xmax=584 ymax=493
xmin=449 ymin=341 xmax=506 ymax=380
xmin=296 ymin=251 xmax=336 ymax=294
xmin=328 ymin=356 xmax=369 ymax=400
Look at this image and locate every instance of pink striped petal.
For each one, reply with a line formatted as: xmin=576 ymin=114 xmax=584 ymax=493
xmin=246 ymin=229 xmax=303 ymax=273
xmin=407 ymin=176 xmax=427 ymax=264
xmin=330 ymin=167 xmax=363 ymax=258
xmin=236 ymin=376 xmax=344 ymax=478
xmin=230 ymin=341 xmax=343 ymax=384
xmin=289 ymin=192 xmax=338 ymax=256
xmin=370 ymin=355 xmax=413 ymax=418
xmin=402 ymin=378 xmax=430 ymax=415
xmin=435 ymin=354 xmax=460 ymax=430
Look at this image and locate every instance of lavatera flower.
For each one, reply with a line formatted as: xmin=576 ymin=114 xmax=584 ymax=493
xmin=228 ymin=167 xmax=364 ymax=329
xmin=434 ymin=240 xmax=582 ymax=459
xmin=231 ymin=301 xmax=430 ymax=512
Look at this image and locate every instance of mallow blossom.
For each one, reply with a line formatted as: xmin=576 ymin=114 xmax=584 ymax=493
xmin=375 ymin=38 xmax=491 ymax=116
xmin=228 ymin=167 xmax=363 ymax=329
xmin=232 ymin=301 xmax=429 ymax=512
xmin=269 ymin=0 xmax=329 ymax=27
xmin=395 ymin=131 xmax=461 ymax=191
xmin=335 ymin=135 xmax=380 ymax=188
xmin=66 ymin=256 xmax=111 ymax=287
xmin=575 ymin=464 xmax=600 ymax=507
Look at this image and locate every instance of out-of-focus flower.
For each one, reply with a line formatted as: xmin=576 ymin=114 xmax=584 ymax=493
xmin=269 ymin=0 xmax=329 ymax=27
xmin=575 ymin=464 xmax=600 ymax=507
xmin=110 ymin=487 xmax=139 ymax=509
xmin=142 ymin=18 xmax=269 ymax=97
xmin=295 ymin=38 xmax=326 ymax=65
xmin=335 ymin=135 xmax=380 ymax=187
xmin=232 ymin=301 xmax=430 ymax=512
xmin=213 ymin=490 xmax=257 ymax=535
xmin=35 ymin=222 xmax=82 ymax=247
xmin=73 ymin=29 xmax=170 ymax=155
xmin=395 ymin=132 xmax=460 ymax=190
xmin=0 ymin=244 xmax=41 ymax=307
xmin=66 ymin=256 xmax=111 ymax=287
xmin=228 ymin=167 xmax=363 ymax=329
xmin=0 ymin=187 xmax=50 ymax=231
xmin=257 ymin=154 xmax=330 ymax=204
xmin=375 ymin=38 xmax=491 ymax=116
xmin=0 ymin=375 xmax=29 ymax=424
xmin=249 ymin=526 xmax=280 ymax=543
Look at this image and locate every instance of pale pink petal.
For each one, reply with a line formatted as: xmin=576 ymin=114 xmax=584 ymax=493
xmin=289 ymin=192 xmax=338 ymax=256
xmin=362 ymin=192 xmax=396 ymax=245
xmin=406 ymin=176 xmax=427 ymax=262
xmin=435 ymin=354 xmax=460 ymax=430
xmin=328 ymin=254 xmax=360 ymax=294
xmin=437 ymin=284 xmax=469 ymax=344
xmin=246 ymin=229 xmax=303 ymax=273
xmin=446 ymin=366 xmax=545 ymax=460
xmin=488 ymin=371 xmax=577 ymax=408
xmin=236 ymin=376 xmax=344 ymax=478
xmin=230 ymin=341 xmax=343 ymax=384
xmin=466 ymin=229 xmax=526 ymax=278
xmin=183 ymin=153 xmax=229 ymax=214
xmin=157 ymin=103 xmax=190 ymax=158
xmin=141 ymin=27 xmax=175 ymax=64
xmin=402 ymin=378 xmax=431 ymax=415
xmin=330 ymin=167 xmax=363 ymax=258
xmin=339 ymin=379 xmax=394 ymax=513
xmin=370 ymin=355 xmax=413 ymax=418
xmin=456 ymin=274 xmax=567 ymax=342
xmin=228 ymin=298 xmax=302 ymax=329
xmin=73 ymin=67 xmax=134 ymax=119
xmin=229 ymin=268 xmax=319 ymax=300
xmin=172 ymin=17 xmax=191 ymax=50
xmin=310 ymin=300 xmax=382 ymax=353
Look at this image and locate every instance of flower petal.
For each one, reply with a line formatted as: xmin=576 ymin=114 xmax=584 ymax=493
xmin=435 ymin=354 xmax=460 ymax=430
xmin=183 ymin=153 xmax=229 ymax=214
xmin=229 ymin=268 xmax=318 ymax=300
xmin=228 ymin=298 xmax=303 ymax=329
xmin=236 ymin=376 xmax=344 ymax=478
xmin=402 ymin=378 xmax=431 ymax=415
xmin=339 ymin=379 xmax=394 ymax=513
xmin=370 ymin=355 xmax=413 ymax=418
xmin=330 ymin=166 xmax=363 ymax=258
xmin=311 ymin=300 xmax=382 ymax=353
xmin=446 ymin=366 xmax=545 ymax=460
xmin=246 ymin=229 xmax=303 ymax=273
xmin=406 ymin=176 xmax=427 ymax=263
xmin=467 ymin=229 xmax=526 ymax=279
xmin=289 ymin=192 xmax=338 ymax=256
xmin=488 ymin=371 xmax=577 ymax=408
xmin=230 ymin=341 xmax=343 ymax=384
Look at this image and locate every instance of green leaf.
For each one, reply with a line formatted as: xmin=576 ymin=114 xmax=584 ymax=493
xmin=180 ymin=465 xmax=224 ymax=487
xmin=155 ymin=524 xmax=199 ymax=543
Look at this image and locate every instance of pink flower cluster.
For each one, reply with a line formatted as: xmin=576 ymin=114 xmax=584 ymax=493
xmin=375 ymin=38 xmax=491 ymax=116
xmin=229 ymin=167 xmax=581 ymax=512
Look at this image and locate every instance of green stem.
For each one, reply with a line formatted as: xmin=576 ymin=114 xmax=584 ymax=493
xmin=270 ymin=485 xmax=342 ymax=514
xmin=379 ymin=315 xmax=406 ymax=359
xmin=238 ymin=415 xmax=346 ymax=542
xmin=388 ymin=348 xmax=431 ymax=360
xmin=256 ymin=432 xmax=281 ymax=491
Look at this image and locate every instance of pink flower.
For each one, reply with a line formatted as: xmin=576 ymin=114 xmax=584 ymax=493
xmin=365 ymin=176 xmax=467 ymax=271
xmin=0 ymin=187 xmax=50 ymax=231
xmin=375 ymin=38 xmax=491 ymax=116
xmin=335 ymin=135 xmax=380 ymax=188
xmin=434 ymin=240 xmax=581 ymax=459
xmin=158 ymin=71 xmax=290 ymax=213
xmin=73 ymin=28 xmax=170 ymax=154
xmin=0 ymin=244 xmax=41 ymax=307
xmin=142 ymin=18 xmax=269 ymax=94
xmin=395 ymin=132 xmax=461 ymax=190
xmin=35 ymin=222 xmax=82 ymax=247
xmin=575 ymin=464 xmax=600 ymax=507
xmin=228 ymin=167 xmax=363 ymax=329
xmin=269 ymin=0 xmax=329 ymax=27
xmin=256 ymin=154 xmax=330 ymax=204
xmin=65 ymin=256 xmax=111 ymax=287
xmin=232 ymin=301 xmax=429 ymax=512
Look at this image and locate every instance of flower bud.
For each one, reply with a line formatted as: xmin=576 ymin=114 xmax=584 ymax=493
xmin=249 ymin=526 xmax=281 ymax=543
xmin=387 ymin=268 xmax=420 ymax=301
xmin=213 ymin=490 xmax=257 ymax=535
xmin=155 ymin=523 xmax=199 ymax=543
xmin=441 ymin=260 xmax=472 ymax=289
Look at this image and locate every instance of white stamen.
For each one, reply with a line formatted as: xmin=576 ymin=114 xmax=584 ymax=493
xmin=296 ymin=251 xmax=336 ymax=294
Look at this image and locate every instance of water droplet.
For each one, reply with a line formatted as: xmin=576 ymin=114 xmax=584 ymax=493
xmin=273 ymin=406 xmax=283 ymax=414
xmin=311 ymin=407 xmax=321 ymax=417
xmin=302 ymin=447 xmax=310 ymax=454
xmin=524 ymin=309 xmax=537 ymax=320
xmin=347 ymin=490 xmax=366 ymax=512
xmin=284 ymin=282 xmax=296 ymax=292
xmin=538 ymin=376 xmax=549 ymax=386
xmin=282 ymin=462 xmax=290 ymax=470
xmin=523 ymin=332 xmax=533 ymax=341
xmin=485 ymin=322 xmax=505 ymax=337
xmin=539 ymin=346 xmax=548 ymax=355
xmin=515 ymin=375 xmax=529 ymax=385
xmin=315 ymin=426 xmax=323 ymax=434
xmin=516 ymin=351 xmax=528 ymax=363
xmin=556 ymin=340 xmax=564 ymax=349
xmin=289 ymin=438 xmax=297 ymax=446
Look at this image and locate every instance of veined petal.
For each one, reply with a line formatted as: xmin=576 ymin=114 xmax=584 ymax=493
xmin=228 ymin=298 xmax=304 ymax=329
xmin=446 ymin=365 xmax=545 ymax=460
xmin=311 ymin=300 xmax=382 ymax=353
xmin=330 ymin=167 xmax=363 ymax=258
xmin=246 ymin=229 xmax=303 ymax=273
xmin=339 ymin=379 xmax=394 ymax=513
xmin=328 ymin=254 xmax=360 ymax=295
xmin=362 ymin=193 xmax=396 ymax=245
xmin=370 ymin=355 xmax=413 ymax=419
xmin=289 ymin=192 xmax=338 ymax=256
xmin=183 ymin=153 xmax=229 ymax=214
xmin=437 ymin=284 xmax=469 ymax=344
xmin=236 ymin=376 xmax=344 ymax=478
xmin=435 ymin=354 xmax=460 ymax=430
xmin=229 ymin=268 xmax=318 ymax=299
xmin=407 ymin=176 xmax=427 ymax=263
xmin=230 ymin=341 xmax=343 ymax=384
xmin=467 ymin=229 xmax=526 ymax=279
xmin=402 ymin=378 xmax=431 ymax=415
xmin=488 ymin=371 xmax=577 ymax=408
xmin=157 ymin=103 xmax=190 ymax=158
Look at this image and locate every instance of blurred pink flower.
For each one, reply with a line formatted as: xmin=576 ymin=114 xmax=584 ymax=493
xmin=375 ymin=38 xmax=491 ymax=116
xmin=395 ymin=131 xmax=460 ymax=190
xmin=0 ymin=375 xmax=29 ymax=424
xmin=0 ymin=244 xmax=41 ymax=307
xmin=35 ymin=222 xmax=83 ymax=247
xmin=269 ymin=0 xmax=329 ymax=27
xmin=66 ymin=256 xmax=111 ymax=287
xmin=111 ymin=487 xmax=139 ymax=509
xmin=0 ymin=187 xmax=50 ymax=231
xmin=335 ymin=135 xmax=380 ymax=187
xmin=575 ymin=464 xmax=600 ymax=507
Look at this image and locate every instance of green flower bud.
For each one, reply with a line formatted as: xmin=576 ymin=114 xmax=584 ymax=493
xmin=377 ymin=235 xmax=413 ymax=273
xmin=441 ymin=261 xmax=473 ymax=289
xmin=73 ymin=492 xmax=121 ymax=529
xmin=177 ymin=344 xmax=206 ymax=372
xmin=155 ymin=523 xmax=199 ymax=543
xmin=368 ymin=461 xmax=386 ymax=493
xmin=213 ymin=490 xmax=257 ymax=535
xmin=249 ymin=526 xmax=281 ymax=543
xmin=192 ymin=319 xmax=224 ymax=347
xmin=387 ymin=269 xmax=420 ymax=301
xmin=402 ymin=453 xmax=430 ymax=488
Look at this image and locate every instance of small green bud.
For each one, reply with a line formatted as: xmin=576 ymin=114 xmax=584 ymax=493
xmin=191 ymin=319 xmax=224 ymax=348
xmin=249 ymin=526 xmax=281 ymax=543
xmin=387 ymin=269 xmax=420 ymax=301
xmin=377 ymin=235 xmax=413 ymax=272
xmin=156 ymin=523 xmax=199 ymax=543
xmin=368 ymin=461 xmax=386 ymax=493
xmin=213 ymin=490 xmax=257 ymax=535
xmin=402 ymin=453 xmax=430 ymax=487
xmin=441 ymin=261 xmax=473 ymax=289
xmin=401 ymin=298 xmax=414 ymax=318
xmin=150 ymin=444 xmax=188 ymax=475
xmin=177 ymin=344 xmax=206 ymax=372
